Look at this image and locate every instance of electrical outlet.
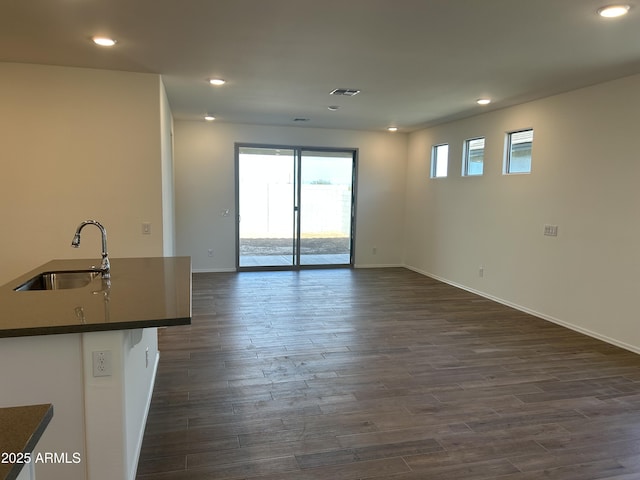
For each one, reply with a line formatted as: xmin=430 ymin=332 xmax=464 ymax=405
xmin=142 ymin=222 xmax=152 ymax=235
xmin=544 ymin=224 xmax=558 ymax=237
xmin=92 ymin=350 xmax=112 ymax=377
xmin=207 ymin=249 xmax=214 ymax=257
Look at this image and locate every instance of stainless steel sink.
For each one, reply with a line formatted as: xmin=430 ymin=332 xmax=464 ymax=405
xmin=14 ymin=270 xmax=101 ymax=291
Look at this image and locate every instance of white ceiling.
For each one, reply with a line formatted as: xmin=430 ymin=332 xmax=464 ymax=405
xmin=2 ymin=0 xmax=639 ymax=132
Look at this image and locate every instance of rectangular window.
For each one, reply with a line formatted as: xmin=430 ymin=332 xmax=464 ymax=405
xmin=505 ymin=129 xmax=534 ymax=174
xmin=462 ymin=137 xmax=485 ymax=176
xmin=431 ymin=144 xmax=449 ymax=178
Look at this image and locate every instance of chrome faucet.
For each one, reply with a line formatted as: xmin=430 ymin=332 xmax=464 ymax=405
xmin=71 ymin=220 xmax=111 ymax=278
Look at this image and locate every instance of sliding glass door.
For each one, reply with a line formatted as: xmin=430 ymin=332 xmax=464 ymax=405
xmin=299 ymin=150 xmax=354 ymax=266
xmin=236 ymin=145 xmax=356 ymax=270
xmin=237 ymin=147 xmax=296 ymax=268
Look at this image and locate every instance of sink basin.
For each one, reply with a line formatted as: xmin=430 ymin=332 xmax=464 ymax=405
xmin=14 ymin=270 xmax=101 ymax=291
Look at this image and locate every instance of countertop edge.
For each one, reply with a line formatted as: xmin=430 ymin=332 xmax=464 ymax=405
xmin=0 ymin=317 xmax=191 ymax=338
xmin=1 ymin=404 xmax=53 ymax=480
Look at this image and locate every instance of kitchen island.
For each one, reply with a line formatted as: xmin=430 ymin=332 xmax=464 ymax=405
xmin=0 ymin=257 xmax=191 ymax=480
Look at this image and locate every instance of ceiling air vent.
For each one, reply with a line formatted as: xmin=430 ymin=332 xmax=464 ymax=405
xmin=293 ymin=117 xmax=310 ymax=122
xmin=330 ymin=88 xmax=360 ymax=96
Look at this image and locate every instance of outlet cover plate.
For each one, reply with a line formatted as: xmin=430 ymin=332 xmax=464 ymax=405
xmin=92 ymin=350 xmax=112 ymax=377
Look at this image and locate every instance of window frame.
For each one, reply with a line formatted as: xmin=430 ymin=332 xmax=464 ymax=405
xmin=430 ymin=143 xmax=449 ymax=178
xmin=462 ymin=136 xmax=485 ymax=177
xmin=504 ymin=128 xmax=534 ymax=175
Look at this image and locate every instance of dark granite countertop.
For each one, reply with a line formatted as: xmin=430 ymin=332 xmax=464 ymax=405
xmin=0 ymin=404 xmax=53 ymax=480
xmin=0 ymin=257 xmax=191 ymax=338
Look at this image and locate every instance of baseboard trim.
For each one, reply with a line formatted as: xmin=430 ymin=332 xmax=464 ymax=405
xmin=192 ymin=267 xmax=237 ymax=273
xmin=404 ymin=265 xmax=640 ymax=356
xmin=354 ymin=263 xmax=404 ymax=269
xmin=193 ymin=265 xmax=406 ymax=272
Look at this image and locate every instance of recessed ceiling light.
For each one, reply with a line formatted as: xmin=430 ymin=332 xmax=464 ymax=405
xmin=209 ymin=78 xmax=226 ymax=86
xmin=476 ymin=98 xmax=491 ymax=105
xmin=92 ymin=36 xmax=117 ymax=47
xmin=204 ymin=114 xmax=215 ymax=121
xmin=387 ymin=127 xmax=398 ymax=132
xmin=328 ymin=105 xmax=340 ymax=111
xmin=597 ymin=4 xmax=630 ymax=17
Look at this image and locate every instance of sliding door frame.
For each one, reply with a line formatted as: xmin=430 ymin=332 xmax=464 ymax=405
xmin=235 ymin=142 xmax=358 ymax=271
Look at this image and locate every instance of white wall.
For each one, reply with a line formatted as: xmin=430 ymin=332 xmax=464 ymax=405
xmin=405 ymin=73 xmax=640 ymax=352
xmin=174 ymin=121 xmax=408 ymax=271
xmin=0 ymin=63 xmax=168 ymax=285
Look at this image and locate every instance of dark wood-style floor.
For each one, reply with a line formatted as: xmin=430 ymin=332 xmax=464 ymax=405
xmin=136 ymin=268 xmax=640 ymax=479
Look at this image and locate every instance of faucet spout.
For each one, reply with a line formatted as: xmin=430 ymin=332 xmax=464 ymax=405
xmin=71 ymin=220 xmax=110 ymax=278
